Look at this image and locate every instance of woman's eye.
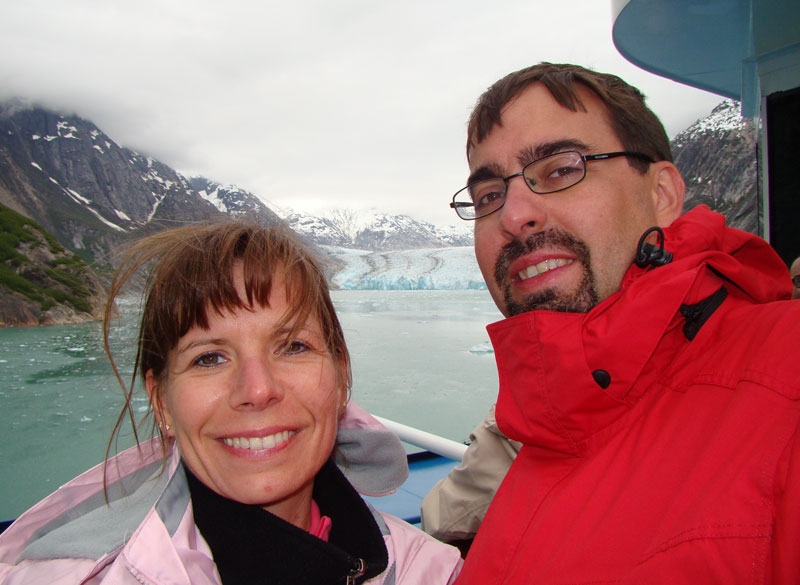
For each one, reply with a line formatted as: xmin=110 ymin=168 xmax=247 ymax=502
xmin=193 ymin=352 xmax=226 ymax=367
xmin=280 ymin=340 xmax=309 ymax=355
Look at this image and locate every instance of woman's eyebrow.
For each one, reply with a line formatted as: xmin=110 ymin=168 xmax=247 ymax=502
xmin=174 ymin=338 xmax=226 ymax=355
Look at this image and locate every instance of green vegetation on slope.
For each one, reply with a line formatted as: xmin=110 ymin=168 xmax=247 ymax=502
xmin=0 ymin=204 xmax=95 ymax=314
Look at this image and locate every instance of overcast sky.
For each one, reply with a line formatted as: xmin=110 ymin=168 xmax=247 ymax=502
xmin=0 ymin=0 xmax=723 ymax=228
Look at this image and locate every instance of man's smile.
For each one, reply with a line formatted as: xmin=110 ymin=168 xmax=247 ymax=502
xmin=516 ymin=258 xmax=575 ymax=281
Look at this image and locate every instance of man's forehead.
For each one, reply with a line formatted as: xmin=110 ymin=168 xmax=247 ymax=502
xmin=467 ymin=85 xmax=609 ymax=167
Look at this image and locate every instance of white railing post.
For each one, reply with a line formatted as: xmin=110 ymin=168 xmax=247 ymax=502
xmin=373 ymin=416 xmax=468 ymax=462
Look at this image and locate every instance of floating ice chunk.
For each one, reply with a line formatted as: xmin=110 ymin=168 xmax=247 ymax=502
xmin=469 ymin=343 xmax=494 ymax=354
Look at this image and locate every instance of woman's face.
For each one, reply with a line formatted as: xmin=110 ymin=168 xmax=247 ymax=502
xmin=146 ymin=265 xmax=345 ymax=527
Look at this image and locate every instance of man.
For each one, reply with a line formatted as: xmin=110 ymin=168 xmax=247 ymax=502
xmin=790 ymin=256 xmax=800 ymax=299
xmin=423 ymin=63 xmax=800 ymax=583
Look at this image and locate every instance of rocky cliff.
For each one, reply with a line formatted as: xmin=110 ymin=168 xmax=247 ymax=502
xmin=0 ymin=203 xmax=105 ymax=326
xmin=673 ymin=99 xmax=757 ymax=233
xmin=0 ymin=102 xmax=281 ymax=268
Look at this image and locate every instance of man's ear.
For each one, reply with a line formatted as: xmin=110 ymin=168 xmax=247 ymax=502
xmin=649 ymin=161 xmax=685 ymax=227
xmin=145 ymin=370 xmax=172 ymax=432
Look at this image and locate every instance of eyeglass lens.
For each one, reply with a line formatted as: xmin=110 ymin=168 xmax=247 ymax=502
xmin=452 ymin=152 xmax=587 ymax=220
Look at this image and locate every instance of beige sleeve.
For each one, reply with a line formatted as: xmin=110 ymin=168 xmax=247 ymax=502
xmin=420 ymin=404 xmax=521 ymax=542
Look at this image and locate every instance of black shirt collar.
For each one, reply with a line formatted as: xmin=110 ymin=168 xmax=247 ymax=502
xmin=185 ymin=459 xmax=388 ymax=584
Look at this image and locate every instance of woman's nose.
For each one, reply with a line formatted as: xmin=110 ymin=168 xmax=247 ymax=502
xmin=231 ymin=357 xmax=284 ymax=409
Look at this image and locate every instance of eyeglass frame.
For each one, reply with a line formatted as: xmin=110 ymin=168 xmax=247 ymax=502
xmin=449 ymin=150 xmax=656 ymax=220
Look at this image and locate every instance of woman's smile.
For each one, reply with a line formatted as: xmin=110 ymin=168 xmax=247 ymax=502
xmin=221 ymin=429 xmax=297 ymax=451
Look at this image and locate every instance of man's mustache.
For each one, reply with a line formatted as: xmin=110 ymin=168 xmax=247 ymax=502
xmin=494 ymin=229 xmax=588 ymax=287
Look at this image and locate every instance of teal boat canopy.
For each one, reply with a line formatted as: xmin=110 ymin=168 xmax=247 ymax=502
xmin=612 ymin=0 xmax=800 ymax=119
xmin=612 ymin=0 xmax=800 ymax=264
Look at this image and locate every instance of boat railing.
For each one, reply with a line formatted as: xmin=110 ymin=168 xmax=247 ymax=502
xmin=373 ymin=416 xmax=467 ymax=461
xmin=359 ymin=417 xmax=466 ymax=525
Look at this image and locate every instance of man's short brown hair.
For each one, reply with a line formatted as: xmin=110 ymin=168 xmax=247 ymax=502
xmin=467 ymin=62 xmax=673 ymax=173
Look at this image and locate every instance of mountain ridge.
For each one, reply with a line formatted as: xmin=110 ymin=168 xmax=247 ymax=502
xmin=0 ymin=98 xmax=757 ymax=325
xmin=673 ymin=99 xmax=757 ymax=233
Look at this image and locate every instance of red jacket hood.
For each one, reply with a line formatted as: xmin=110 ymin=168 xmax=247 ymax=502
xmin=488 ymin=206 xmax=791 ymax=456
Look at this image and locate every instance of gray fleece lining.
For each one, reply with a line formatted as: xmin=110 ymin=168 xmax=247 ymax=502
xmin=18 ymin=423 xmax=406 ymax=561
xmin=19 ymin=459 xmax=170 ymax=561
xmin=155 ymin=462 xmax=191 ymax=535
xmin=335 ymin=427 xmax=408 ymax=496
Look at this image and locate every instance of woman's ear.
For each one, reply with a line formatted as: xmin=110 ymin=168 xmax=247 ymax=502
xmin=145 ymin=370 xmax=173 ymax=435
xmin=337 ymin=388 xmax=349 ymax=421
xmin=336 ymin=355 xmax=350 ymax=421
xmin=649 ymin=161 xmax=685 ymax=227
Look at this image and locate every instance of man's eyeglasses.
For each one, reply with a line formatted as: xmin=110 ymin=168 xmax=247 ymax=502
xmin=450 ymin=150 xmax=655 ymax=220
xmin=792 ymin=275 xmax=800 ymax=287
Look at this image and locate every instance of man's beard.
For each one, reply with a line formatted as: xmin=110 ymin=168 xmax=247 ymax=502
xmin=494 ymin=229 xmax=599 ymax=316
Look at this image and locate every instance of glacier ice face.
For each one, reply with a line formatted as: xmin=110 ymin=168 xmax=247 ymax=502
xmin=323 ymin=246 xmax=486 ymax=290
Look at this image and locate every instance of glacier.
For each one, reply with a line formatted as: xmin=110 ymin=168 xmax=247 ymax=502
xmin=323 ymin=245 xmax=487 ymax=290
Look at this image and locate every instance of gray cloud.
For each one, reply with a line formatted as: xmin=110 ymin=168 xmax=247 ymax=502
xmin=0 ymin=0 xmax=722 ymax=227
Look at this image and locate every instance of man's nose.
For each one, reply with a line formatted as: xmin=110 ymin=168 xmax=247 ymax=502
xmin=497 ymin=176 xmax=547 ymax=237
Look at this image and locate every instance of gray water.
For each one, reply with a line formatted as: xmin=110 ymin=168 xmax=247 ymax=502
xmin=0 ymin=289 xmax=502 ymax=521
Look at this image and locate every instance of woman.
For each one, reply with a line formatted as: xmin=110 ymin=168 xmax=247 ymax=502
xmin=0 ymin=222 xmax=462 ymax=584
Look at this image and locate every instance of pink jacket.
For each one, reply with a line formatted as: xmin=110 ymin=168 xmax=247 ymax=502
xmin=0 ymin=402 xmax=462 ymax=584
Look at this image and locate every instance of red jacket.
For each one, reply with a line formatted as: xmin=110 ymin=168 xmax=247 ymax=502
xmin=456 ymin=206 xmax=800 ymax=584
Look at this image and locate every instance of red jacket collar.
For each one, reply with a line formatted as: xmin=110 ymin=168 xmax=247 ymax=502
xmin=488 ymin=206 xmax=790 ymax=456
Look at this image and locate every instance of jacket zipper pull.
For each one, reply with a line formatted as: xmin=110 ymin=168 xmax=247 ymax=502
xmin=346 ymin=557 xmax=366 ymax=585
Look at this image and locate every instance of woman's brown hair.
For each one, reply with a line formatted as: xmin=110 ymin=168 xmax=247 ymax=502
xmin=103 ymin=221 xmax=351 ymax=459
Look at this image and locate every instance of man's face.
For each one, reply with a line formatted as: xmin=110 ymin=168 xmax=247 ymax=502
xmin=790 ymin=258 xmax=800 ymax=300
xmin=470 ymin=83 xmax=663 ymax=317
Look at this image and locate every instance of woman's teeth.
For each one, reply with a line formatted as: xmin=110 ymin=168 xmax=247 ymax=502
xmin=223 ymin=430 xmax=294 ymax=450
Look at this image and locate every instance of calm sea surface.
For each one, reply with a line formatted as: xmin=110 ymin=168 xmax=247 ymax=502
xmin=0 ymin=289 xmax=502 ymax=521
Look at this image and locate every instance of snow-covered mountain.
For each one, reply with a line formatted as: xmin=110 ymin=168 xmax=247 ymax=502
xmin=283 ymin=207 xmax=472 ymax=250
xmin=0 ymin=102 xmax=471 ymax=266
xmin=187 ymin=176 xmax=280 ymax=221
xmin=672 ymin=99 xmax=756 ymax=232
xmin=0 ymin=103 xmax=281 ymax=263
